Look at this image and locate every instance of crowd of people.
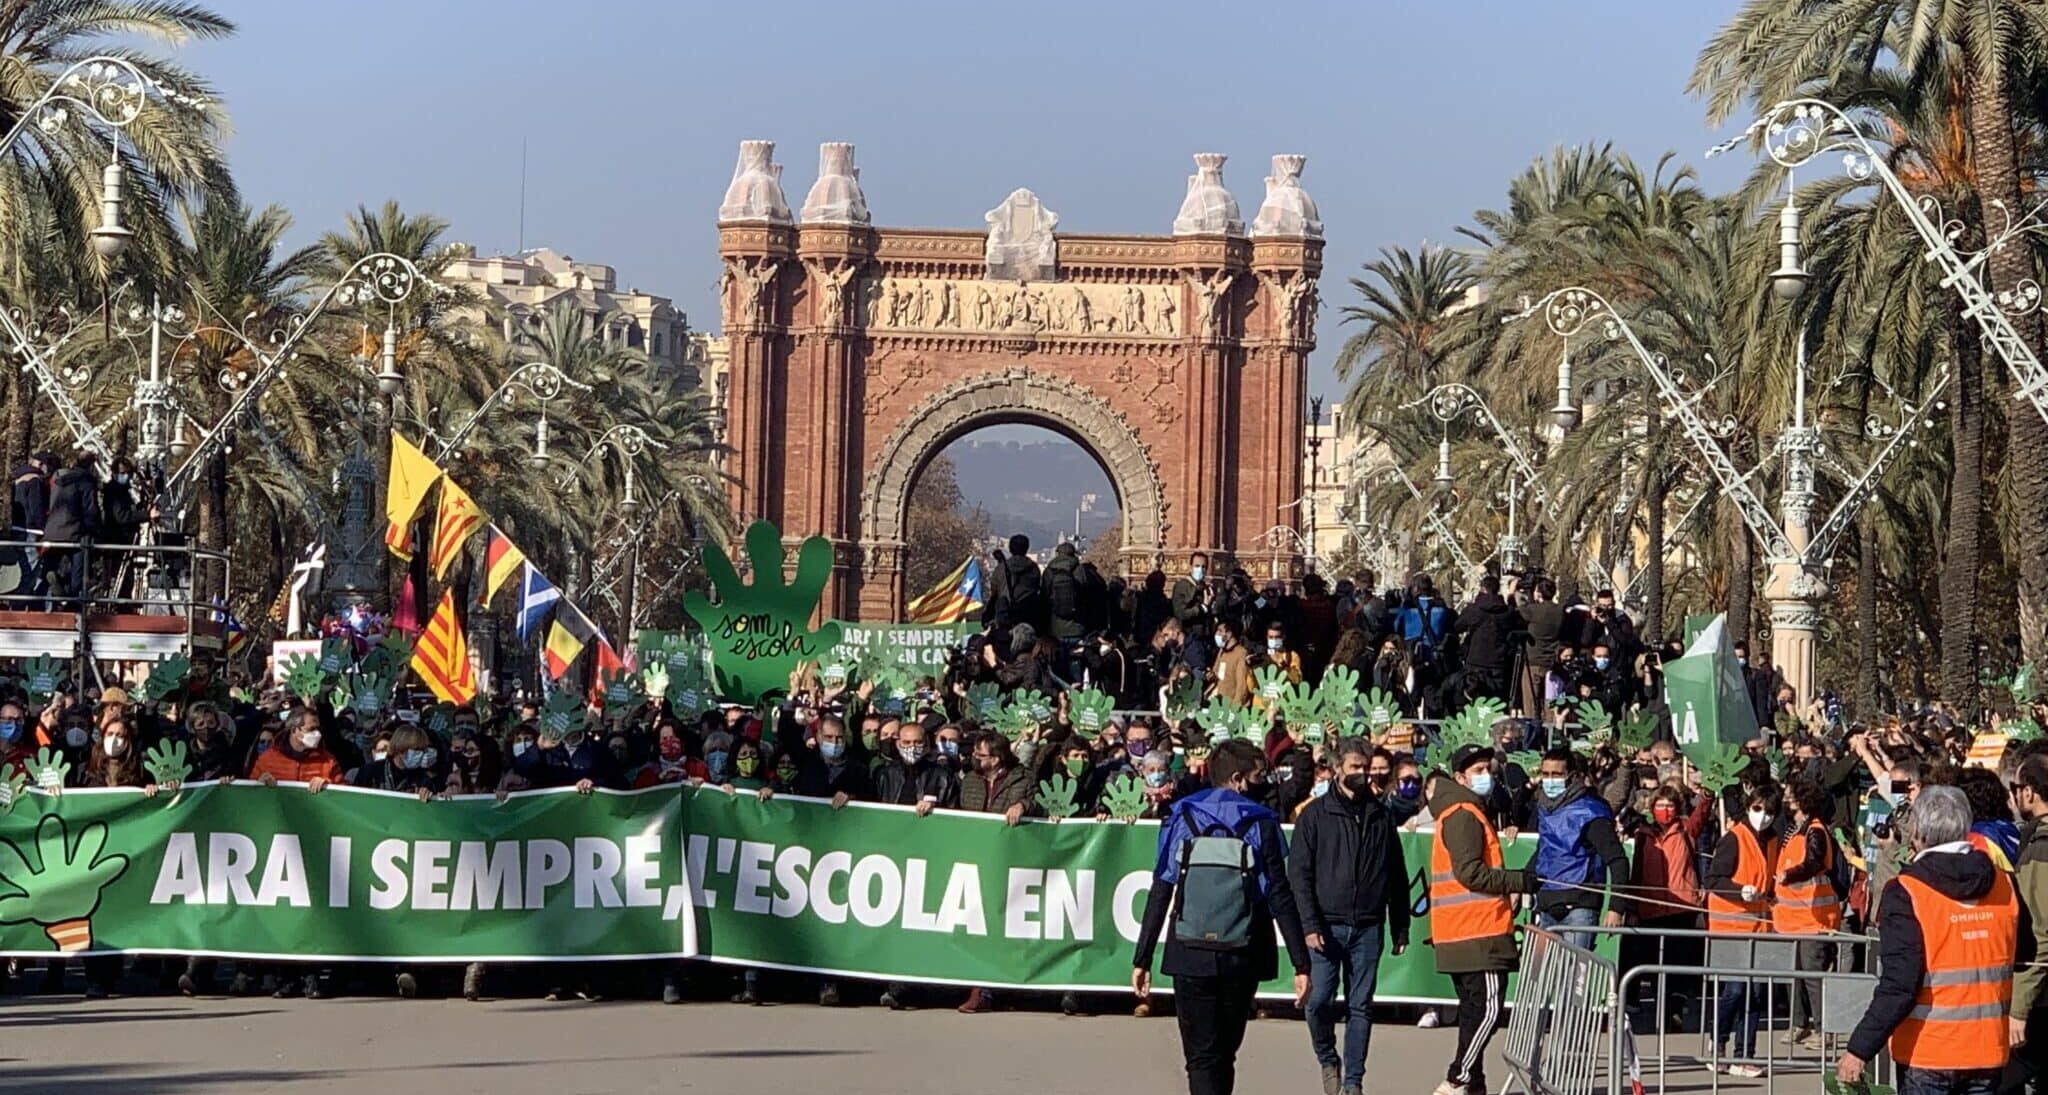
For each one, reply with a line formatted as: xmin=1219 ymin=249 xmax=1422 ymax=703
xmin=0 ymin=533 xmax=2043 ymax=1095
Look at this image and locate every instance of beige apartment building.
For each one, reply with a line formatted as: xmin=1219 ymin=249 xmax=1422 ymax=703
xmin=440 ymin=246 xmax=697 ymax=383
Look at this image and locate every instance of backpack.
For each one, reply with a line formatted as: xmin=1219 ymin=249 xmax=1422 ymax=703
xmin=1170 ymin=814 xmax=1261 ymax=951
xmin=1408 ymin=598 xmax=1448 ymax=664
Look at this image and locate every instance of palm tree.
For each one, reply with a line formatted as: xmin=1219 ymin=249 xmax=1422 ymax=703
xmin=1693 ymin=0 xmax=2048 ymax=663
xmin=0 ymin=1 xmax=235 ymax=471
xmin=1333 ymin=245 xmax=1478 ymax=415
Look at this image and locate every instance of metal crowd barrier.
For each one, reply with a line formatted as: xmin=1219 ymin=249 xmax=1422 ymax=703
xmin=1502 ymin=923 xmax=1891 ymax=1095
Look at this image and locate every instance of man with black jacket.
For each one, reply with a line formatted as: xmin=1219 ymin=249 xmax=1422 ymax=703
xmin=872 ymin=719 xmax=958 ymax=814
xmin=1289 ymin=738 xmax=1410 ymax=1095
xmin=1454 ymin=575 xmax=1516 ymax=704
xmin=1134 ymin=738 xmax=1310 ymax=1095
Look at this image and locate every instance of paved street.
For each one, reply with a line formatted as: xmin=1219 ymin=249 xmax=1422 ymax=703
xmin=5 ymin=993 xmax=1506 ymax=1095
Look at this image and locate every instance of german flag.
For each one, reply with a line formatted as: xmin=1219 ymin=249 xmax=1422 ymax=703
xmin=410 ymin=591 xmax=476 ymax=704
xmin=905 ymin=555 xmax=986 ymax=624
xmin=482 ymin=526 xmax=525 ymax=606
xmin=428 ymin=479 xmax=487 ymax=581
xmin=543 ymin=602 xmax=599 ymax=681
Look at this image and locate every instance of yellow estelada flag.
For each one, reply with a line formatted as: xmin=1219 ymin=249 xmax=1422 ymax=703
xmin=410 ymin=590 xmax=476 ymax=704
xmin=387 ymin=431 xmax=443 ymax=561
xmin=427 ymin=478 xmax=488 ymax=581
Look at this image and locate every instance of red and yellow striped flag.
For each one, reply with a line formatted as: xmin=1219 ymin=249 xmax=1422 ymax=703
xmin=482 ymin=525 xmax=525 ymax=606
xmin=428 ymin=479 xmax=487 ymax=581
xmin=410 ymin=591 xmax=476 ymax=704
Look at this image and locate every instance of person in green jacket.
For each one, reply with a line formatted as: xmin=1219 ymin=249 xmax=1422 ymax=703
xmin=2008 ymin=753 xmax=2048 ymax=1083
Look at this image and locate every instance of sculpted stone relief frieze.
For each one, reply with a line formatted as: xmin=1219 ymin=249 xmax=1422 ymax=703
xmin=861 ymin=277 xmax=1179 ymax=338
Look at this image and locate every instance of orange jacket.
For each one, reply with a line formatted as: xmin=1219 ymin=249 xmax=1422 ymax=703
xmin=247 ymin=744 xmax=342 ymax=785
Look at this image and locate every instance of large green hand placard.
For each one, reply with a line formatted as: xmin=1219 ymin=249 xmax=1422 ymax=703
xmin=681 ymin=521 xmax=844 ymax=704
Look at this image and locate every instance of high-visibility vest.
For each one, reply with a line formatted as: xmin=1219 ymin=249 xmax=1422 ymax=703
xmin=1771 ymin=820 xmax=1843 ymax=934
xmin=1705 ymin=824 xmax=1777 ymax=934
xmin=1429 ymin=800 xmax=1514 ymax=945
xmin=1889 ymin=870 xmax=2018 ymax=1071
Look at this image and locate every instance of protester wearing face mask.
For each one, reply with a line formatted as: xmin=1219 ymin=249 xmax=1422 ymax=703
xmin=1529 ymin=749 xmax=1631 ymax=951
xmin=444 ymin=729 xmax=500 ymax=797
xmin=1704 ymin=782 xmax=1784 ymax=1077
xmin=0 ymin=697 xmax=41 ymax=778
xmin=961 ymin=731 xmax=1032 ymax=828
xmin=1386 ymin=759 xmax=1426 ymax=826
xmin=249 ymin=709 xmax=343 ymax=792
xmin=722 ymin=738 xmax=768 ymax=794
xmin=1135 ymin=750 xmax=1177 ymax=819
xmin=1289 ymin=738 xmax=1410 ymax=1095
xmin=933 ymin=724 xmax=964 ymax=770
xmin=635 ymin=723 xmax=694 ymax=789
xmin=782 ymin=714 xmax=873 ymax=812
xmin=1427 ymin=745 xmax=1539 ymax=1095
xmin=511 ymin=712 xmax=616 ymax=795
xmin=352 ymin=725 xmax=441 ymax=802
xmin=1257 ymin=622 xmax=1304 ymax=692
xmin=1211 ymin=618 xmax=1253 ymax=706
xmin=1623 ymin=784 xmax=1711 ymax=1026
xmin=873 ymin=720 xmax=957 ymax=817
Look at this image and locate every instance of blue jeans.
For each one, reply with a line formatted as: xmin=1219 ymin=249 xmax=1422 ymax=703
xmin=1714 ymin=978 xmax=1767 ymax=1059
xmin=1537 ymin=904 xmax=1599 ymax=952
xmin=1305 ymin=922 xmax=1383 ymax=1088
xmin=1898 ymin=1067 xmax=1998 ymax=1095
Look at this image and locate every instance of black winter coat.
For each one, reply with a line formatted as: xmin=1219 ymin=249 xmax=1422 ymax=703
xmin=1288 ymin=788 xmax=1412 ymax=945
xmin=1455 ymin=593 xmax=1516 ymax=671
xmin=8 ymin=464 xmax=46 ymax=531
xmin=873 ymin=757 xmax=959 ymax=808
xmin=1044 ymin=552 xmax=1087 ymax=639
xmin=41 ymin=467 xmax=99 ymax=543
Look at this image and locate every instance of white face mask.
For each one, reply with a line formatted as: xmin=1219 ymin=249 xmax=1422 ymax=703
xmin=299 ymin=728 xmax=321 ymax=750
xmin=372 ymin=747 xmax=390 ymax=762
xmin=1267 ymin=639 xmax=1283 ymax=654
xmin=1190 ymin=566 xmax=1205 ymax=582
xmin=102 ymin=735 xmax=126 ymax=757
xmin=1748 ymin=809 xmax=1770 ymax=831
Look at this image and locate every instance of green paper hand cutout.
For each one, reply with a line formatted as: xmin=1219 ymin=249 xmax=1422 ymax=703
xmin=599 ymin=666 xmax=643 ymax=709
xmin=1033 ymin=773 xmax=1080 ymax=820
xmin=1163 ymin=674 xmax=1205 ymax=724
xmin=1069 ymin=689 xmax=1115 ymax=738
xmin=539 ymin=691 xmax=586 ymax=740
xmin=1101 ymin=774 xmax=1146 ymax=821
xmin=317 ymin=636 xmax=350 ymax=675
xmin=994 ymin=696 xmax=1042 ymax=740
xmin=1506 ymin=750 xmax=1543 ymax=774
xmin=964 ymin=682 xmax=1003 ymax=721
xmin=681 ymin=521 xmax=844 ymax=704
xmin=1693 ymin=740 xmax=1750 ymax=793
xmin=1277 ymin=681 xmax=1320 ymax=726
xmin=1361 ymin=687 xmax=1401 ymax=730
xmin=1616 ymin=711 xmax=1658 ymax=754
xmin=1437 ymin=696 xmax=1508 ymax=756
xmin=18 ymin=655 xmax=61 ymax=702
xmin=2011 ymin=662 xmax=2040 ymax=707
xmin=142 ymin=655 xmax=191 ymax=705
xmin=281 ymin=655 xmax=327 ymax=703
xmin=27 ymin=747 xmax=69 ymax=793
xmin=641 ymin=663 xmax=671 ymax=701
xmin=1318 ymin=665 xmax=1362 ymax=718
xmin=1574 ymin=700 xmax=1615 ymax=739
xmin=0 ymin=770 xmax=26 ymax=813
xmin=142 ymin=740 xmax=192 ymax=788
xmin=1252 ymin=665 xmax=1288 ymax=702
xmin=1195 ymin=701 xmax=1240 ymax=744
xmin=0 ymin=814 xmax=131 ymax=952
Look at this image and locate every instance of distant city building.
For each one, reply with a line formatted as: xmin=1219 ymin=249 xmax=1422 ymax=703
xmin=688 ymin=332 xmax=730 ymax=417
xmin=1303 ymin=403 xmax=1368 ymax=566
xmin=440 ymin=246 xmax=694 ymax=382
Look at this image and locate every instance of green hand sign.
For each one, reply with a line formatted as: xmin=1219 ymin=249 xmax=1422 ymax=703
xmin=681 ymin=521 xmax=844 ymax=704
xmin=143 ymin=740 xmax=193 ymax=788
xmin=27 ymin=748 xmax=69 ymax=793
xmin=1100 ymin=774 xmax=1146 ymax=821
xmin=1069 ymin=689 xmax=1115 ymax=739
xmin=0 ymin=814 xmax=130 ymax=952
xmin=18 ymin=655 xmax=62 ymax=703
xmin=142 ymin=655 xmax=191 ymax=705
xmin=1033 ymin=773 xmax=1081 ymax=820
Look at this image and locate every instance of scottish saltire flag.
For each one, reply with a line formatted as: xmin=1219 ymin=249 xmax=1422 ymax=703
xmin=517 ymin=564 xmax=561 ymax=642
xmin=906 ymin=555 xmax=984 ymax=624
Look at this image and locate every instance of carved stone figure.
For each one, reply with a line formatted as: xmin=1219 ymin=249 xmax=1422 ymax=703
xmin=973 ymin=284 xmax=995 ymax=329
xmin=938 ymin=281 xmax=959 ymax=328
xmin=1194 ymin=270 xmax=1235 ymax=338
xmin=1156 ymin=287 xmax=1177 ymax=336
xmin=810 ymin=262 xmax=855 ymax=326
xmin=1071 ymin=287 xmax=1092 ymax=333
xmin=1049 ymin=290 xmax=1070 ymax=331
xmin=1122 ymin=285 xmax=1148 ymax=335
xmin=907 ymin=280 xmax=928 ymax=327
xmin=736 ymin=259 xmax=781 ymax=325
xmin=985 ymin=189 xmax=1059 ymax=282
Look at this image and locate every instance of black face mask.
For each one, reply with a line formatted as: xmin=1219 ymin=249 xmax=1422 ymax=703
xmin=1341 ymin=773 xmax=1372 ymax=796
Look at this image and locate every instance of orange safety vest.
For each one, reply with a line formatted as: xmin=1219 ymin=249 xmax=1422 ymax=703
xmin=1429 ymin=800 xmax=1514 ymax=945
xmin=1771 ymin=821 xmax=1843 ymax=934
xmin=1889 ymin=870 xmax=2018 ymax=1071
xmin=1705 ymin=824 xmax=1777 ymax=934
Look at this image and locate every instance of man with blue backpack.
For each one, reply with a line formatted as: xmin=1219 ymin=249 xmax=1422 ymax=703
xmin=1133 ymin=738 xmax=1311 ymax=1095
xmin=1530 ymin=747 xmax=1631 ymax=947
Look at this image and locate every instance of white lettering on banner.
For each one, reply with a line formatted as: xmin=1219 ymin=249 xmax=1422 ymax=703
xmin=1675 ymin=702 xmax=1700 ymax=747
xmin=574 ymin=837 xmax=625 ymax=909
xmin=254 ymin=835 xmax=311 ymax=907
xmin=771 ymin=846 xmax=813 ymax=917
xmin=1112 ymin=870 xmax=1151 ymax=942
xmin=903 ymin=860 xmax=941 ymax=931
xmin=937 ymin=863 xmax=988 ymax=936
xmin=1006 ymin=868 xmax=1044 ymax=939
xmin=150 ymin=833 xmax=203 ymax=904
xmin=811 ymin=850 xmax=852 ymax=924
xmin=684 ymin=834 xmax=717 ymax=908
xmin=1045 ymin=870 xmax=1095 ymax=941
xmin=328 ymin=836 xmax=351 ymax=908
xmin=206 ymin=833 xmax=260 ymax=905
xmin=735 ymin=840 xmax=775 ymax=914
xmin=624 ymin=835 xmax=664 ymax=908
xmin=523 ymin=840 xmax=571 ymax=909
xmin=452 ymin=841 xmax=521 ymax=911
xmin=369 ymin=838 xmax=408 ymax=910
xmin=412 ymin=840 xmax=452 ymax=911
xmin=850 ymin=854 xmax=903 ymax=928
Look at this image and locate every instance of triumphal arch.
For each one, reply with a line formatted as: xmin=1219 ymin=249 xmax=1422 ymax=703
xmin=716 ymin=140 xmax=1323 ymax=619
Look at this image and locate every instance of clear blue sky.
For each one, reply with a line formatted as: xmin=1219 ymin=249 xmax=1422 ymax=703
xmin=192 ymin=1 xmax=1746 ymax=401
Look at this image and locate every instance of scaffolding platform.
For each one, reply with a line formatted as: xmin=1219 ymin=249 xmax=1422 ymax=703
xmin=0 ymin=537 xmax=233 ymax=670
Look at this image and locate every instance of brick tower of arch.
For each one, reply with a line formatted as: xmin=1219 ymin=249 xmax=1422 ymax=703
xmin=716 ymin=141 xmax=1323 ymax=619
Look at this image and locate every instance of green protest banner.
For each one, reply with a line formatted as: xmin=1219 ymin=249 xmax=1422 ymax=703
xmin=675 ymin=790 xmax=1546 ymax=1003
xmin=1664 ymin=613 xmax=1758 ymax=768
xmin=0 ymin=783 xmax=1566 ymax=1005
xmin=0 ymin=784 xmax=692 ymax=961
xmin=681 ymin=521 xmax=843 ymax=704
xmin=826 ymin=621 xmax=974 ymax=682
